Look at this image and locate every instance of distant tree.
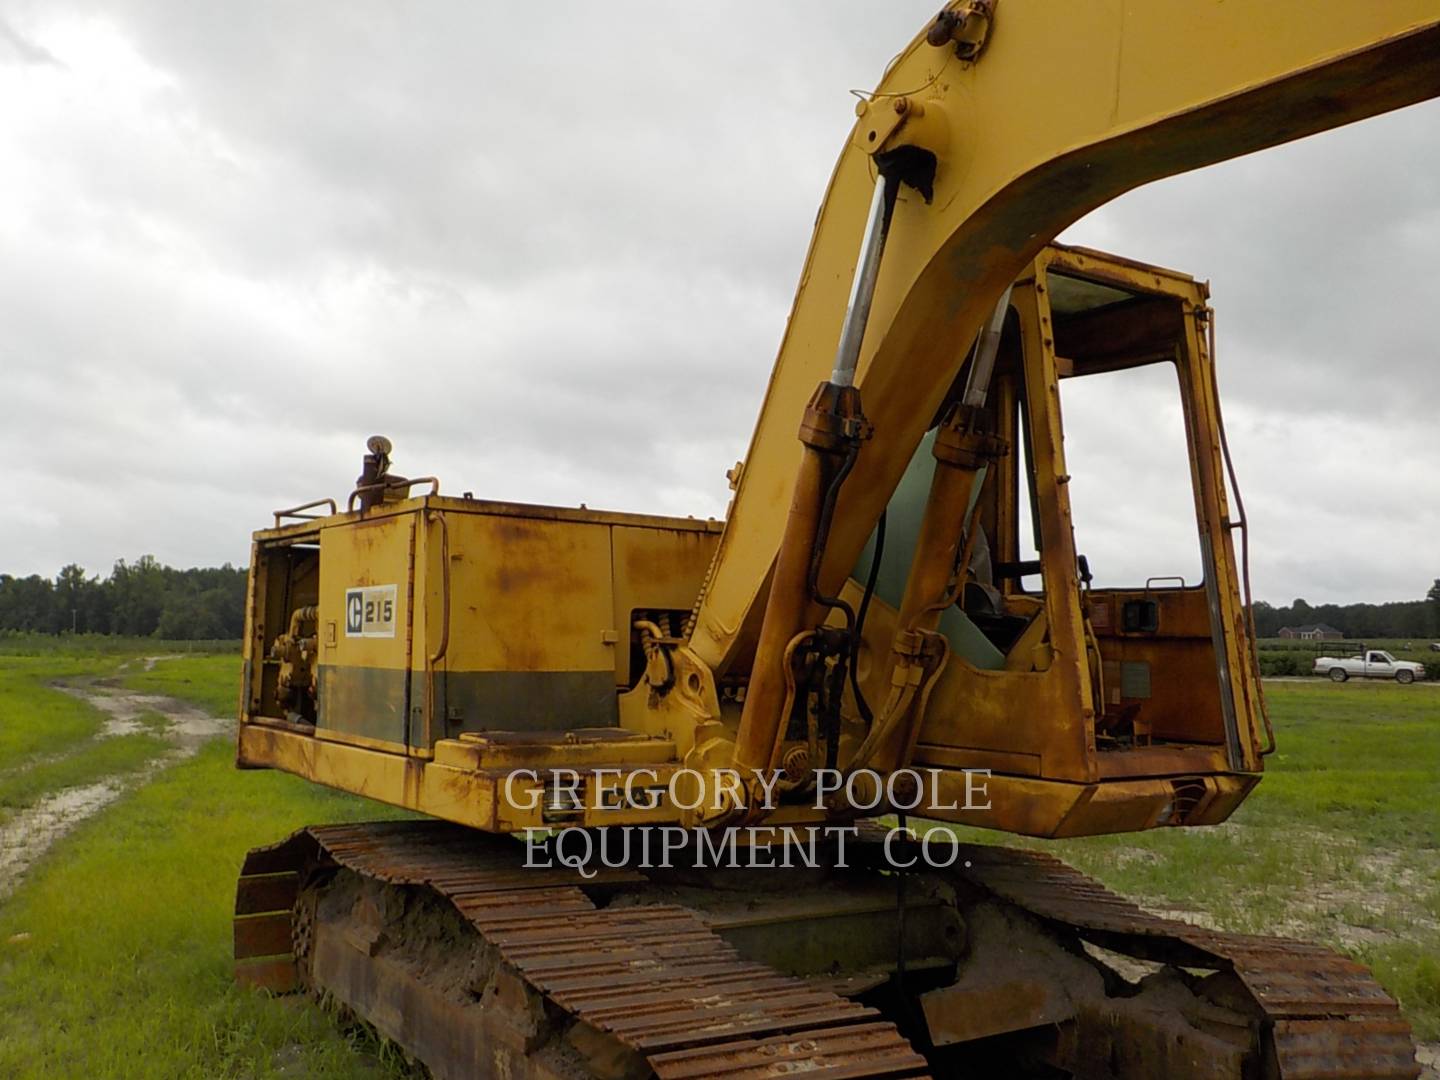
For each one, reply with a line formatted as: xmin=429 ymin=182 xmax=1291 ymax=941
xmin=0 ymin=574 xmax=57 ymax=632
xmin=1429 ymin=579 xmax=1440 ymax=637
xmin=157 ymin=593 xmax=220 ymax=640
xmin=1251 ymin=600 xmax=1280 ymax=638
xmin=0 ymin=557 xmax=245 ymax=640
xmin=107 ymin=556 xmax=167 ymax=636
xmin=52 ymin=563 xmax=103 ymax=634
xmin=1248 ymin=593 xmax=1440 ymax=642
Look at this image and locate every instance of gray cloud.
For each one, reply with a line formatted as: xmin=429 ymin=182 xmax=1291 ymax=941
xmin=2 ymin=2 xmax=1437 ymax=609
xmin=0 ymin=14 xmax=59 ymax=65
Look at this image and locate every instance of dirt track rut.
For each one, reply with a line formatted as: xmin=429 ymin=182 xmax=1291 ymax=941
xmin=0 ymin=669 xmax=231 ymax=901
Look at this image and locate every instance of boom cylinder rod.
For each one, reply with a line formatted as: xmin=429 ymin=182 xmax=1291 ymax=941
xmin=730 ymin=431 xmax=837 ymax=778
xmin=830 ymin=175 xmax=896 ymax=388
xmin=730 ymin=177 xmax=898 ymax=808
xmin=729 ymin=378 xmax=869 ymax=801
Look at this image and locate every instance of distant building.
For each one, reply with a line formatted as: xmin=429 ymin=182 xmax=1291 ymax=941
xmin=1277 ymin=623 xmax=1344 ymax=641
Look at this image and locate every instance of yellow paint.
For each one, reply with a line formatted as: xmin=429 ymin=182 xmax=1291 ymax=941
xmin=688 ymin=0 xmax=1440 ymax=673
xmin=239 ymin=1 xmax=1440 ymax=846
xmin=240 ymin=246 xmax=1271 ymax=841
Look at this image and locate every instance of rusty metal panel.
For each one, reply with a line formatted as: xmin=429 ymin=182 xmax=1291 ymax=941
xmin=233 ymin=912 xmax=293 ymax=960
xmin=317 ymin=513 xmax=415 ymax=744
xmin=311 ymin=922 xmax=539 ymax=1080
xmin=648 ymin=1022 xmax=931 ymax=1079
xmin=609 ymin=524 xmax=719 ymax=685
xmin=234 ymin=872 xmax=299 ymax=916
xmin=440 ymin=511 xmax=615 ymax=678
xmin=315 ymin=664 xmax=409 ymax=744
xmin=921 ymin=976 xmax=1073 ymax=1047
xmin=1062 ymin=1002 xmax=1243 ymax=1080
xmin=1272 ymin=1019 xmax=1421 ymax=1080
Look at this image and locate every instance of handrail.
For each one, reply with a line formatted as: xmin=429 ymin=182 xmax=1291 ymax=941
xmin=425 ymin=511 xmax=451 ymax=747
xmin=272 ymin=498 xmax=338 ymax=527
xmin=346 ymin=476 xmax=441 ymax=512
xmin=428 ymin=511 xmax=451 ymax=669
xmin=1144 ymin=576 xmax=1188 ymax=592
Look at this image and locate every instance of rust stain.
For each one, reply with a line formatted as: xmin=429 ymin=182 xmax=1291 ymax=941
xmin=233 ymin=822 xmax=924 ymax=1078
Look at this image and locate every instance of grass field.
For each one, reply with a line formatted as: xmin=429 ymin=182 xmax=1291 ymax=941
xmin=0 ymin=656 xmax=119 ymax=763
xmin=0 ymin=633 xmax=240 ymax=658
xmin=0 ymin=646 xmax=1437 ymax=1075
xmin=0 ymin=649 xmax=410 ymax=1079
xmin=0 ymin=656 xmax=173 ymax=827
xmin=119 ymin=653 xmax=245 ymax=716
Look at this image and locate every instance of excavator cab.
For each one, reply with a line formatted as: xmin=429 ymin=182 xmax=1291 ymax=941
xmin=846 ymin=245 xmax=1268 ymax=837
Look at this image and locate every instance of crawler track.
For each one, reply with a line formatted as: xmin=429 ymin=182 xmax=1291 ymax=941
xmin=234 ymin=821 xmax=1418 ymax=1079
xmin=954 ymin=845 xmax=1419 ymax=1079
xmin=236 ymin=821 xmax=929 ymax=1079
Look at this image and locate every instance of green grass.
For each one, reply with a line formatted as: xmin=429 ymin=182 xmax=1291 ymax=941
xmin=1369 ymin=945 xmax=1440 ymax=1041
xmin=120 ymin=655 xmax=242 ymax=717
xmin=0 ymin=633 xmax=239 ymax=657
xmin=0 ymin=647 xmax=413 ymax=1077
xmin=0 ymin=656 xmax=117 ymax=768
xmin=134 ymin=710 xmax=172 ymax=736
xmin=0 ymin=741 xmax=410 ymax=1079
xmin=1256 ymin=682 xmax=1440 ymax=844
xmin=0 ymin=733 xmax=167 ymax=815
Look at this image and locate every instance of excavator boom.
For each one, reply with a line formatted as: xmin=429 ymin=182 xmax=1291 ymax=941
xmin=690 ymin=0 xmax=1440 ymax=672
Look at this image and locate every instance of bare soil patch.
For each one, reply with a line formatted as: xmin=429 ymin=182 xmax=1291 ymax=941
xmin=1419 ymin=1042 xmax=1439 ymax=1080
xmin=0 ymin=780 xmax=125 ymax=902
xmin=55 ymin=681 xmax=229 ymax=751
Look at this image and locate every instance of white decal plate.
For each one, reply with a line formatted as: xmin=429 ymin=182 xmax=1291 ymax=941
xmin=344 ymin=584 xmax=398 ymax=638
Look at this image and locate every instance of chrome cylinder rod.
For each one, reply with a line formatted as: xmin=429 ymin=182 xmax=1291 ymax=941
xmin=960 ymin=284 xmax=1014 ymax=408
xmin=830 ymin=175 xmax=896 ymax=388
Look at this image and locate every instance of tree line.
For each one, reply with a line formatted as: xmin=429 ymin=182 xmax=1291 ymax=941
xmin=1252 ymin=580 xmax=1440 ymax=641
xmin=3 ymin=560 xmax=1437 ymax=643
xmin=0 ymin=557 xmax=246 ymax=640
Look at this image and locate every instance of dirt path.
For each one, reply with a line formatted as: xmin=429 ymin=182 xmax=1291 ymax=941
xmin=113 ymin=654 xmax=183 ymax=674
xmin=0 ymin=781 xmax=127 ymax=903
xmin=0 ymin=675 xmax=232 ymax=902
xmin=54 ymin=679 xmax=231 ymax=754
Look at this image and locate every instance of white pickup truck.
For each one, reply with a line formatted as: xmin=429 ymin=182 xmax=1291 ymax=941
xmin=1313 ymin=650 xmax=1426 ymax=684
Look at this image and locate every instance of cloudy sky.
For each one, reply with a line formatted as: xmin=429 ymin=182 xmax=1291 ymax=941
xmin=2 ymin=2 xmax=1436 ymax=606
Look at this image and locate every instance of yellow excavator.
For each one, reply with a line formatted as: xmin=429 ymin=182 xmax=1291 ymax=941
xmin=231 ymin=4 xmax=1440 ymax=1077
